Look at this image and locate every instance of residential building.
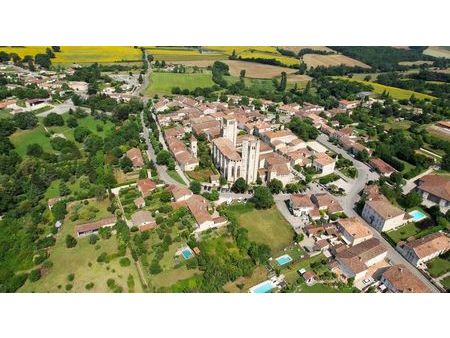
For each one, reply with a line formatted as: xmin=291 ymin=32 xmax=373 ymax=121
xmin=415 ymin=175 xmax=450 ymax=211
xmin=361 ymin=195 xmax=407 ymax=232
xmin=380 ymin=265 xmax=431 ymax=293
xmin=335 ymin=238 xmax=387 ymax=280
xmin=131 ymin=210 xmax=156 ymax=230
xmin=336 ymin=217 xmax=372 ymax=245
xmin=369 ymin=158 xmax=396 ymax=177
xmin=137 ymin=178 xmax=156 ymax=197
xmin=126 ymin=148 xmax=144 ymax=169
xmin=290 ymin=194 xmax=315 ymax=217
xmin=168 ymin=184 xmax=193 ymax=202
xmin=75 ymin=216 xmax=117 ymax=237
xmin=312 ymin=152 xmax=336 ymax=175
xmin=397 ymin=233 xmax=450 ymax=267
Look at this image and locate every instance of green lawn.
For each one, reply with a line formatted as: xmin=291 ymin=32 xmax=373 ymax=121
xmin=427 ymin=257 xmax=450 ymax=278
xmin=45 ymin=176 xmax=87 ymax=199
xmin=0 ymin=109 xmax=12 ymax=119
xmin=145 ymin=72 xmax=214 ymax=96
xmin=385 ymin=222 xmax=420 ymax=243
xmin=10 ymin=126 xmax=53 ymax=156
xmin=167 ymin=169 xmax=186 ymax=185
xmin=186 ymin=167 xmax=216 ymax=182
xmin=441 ymin=276 xmax=450 ymax=291
xmin=226 ymin=203 xmax=294 ymax=255
xmin=20 ymin=199 xmax=142 ymax=293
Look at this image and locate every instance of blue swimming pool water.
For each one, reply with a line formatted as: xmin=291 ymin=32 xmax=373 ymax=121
xmin=251 ymin=281 xmax=274 ymax=293
xmin=409 ymin=210 xmax=426 ymax=222
xmin=275 ymin=254 xmax=293 ymax=266
xmin=182 ymin=249 xmax=193 ymax=259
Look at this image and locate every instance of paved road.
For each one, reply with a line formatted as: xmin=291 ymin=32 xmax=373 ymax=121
xmin=316 ymin=133 xmax=439 ymax=292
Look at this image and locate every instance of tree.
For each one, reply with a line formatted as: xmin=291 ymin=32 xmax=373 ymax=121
xmin=251 ymin=186 xmax=274 ymax=209
xmin=120 ymin=156 xmax=133 ymax=173
xmin=65 ymin=235 xmax=78 ymax=248
xmin=189 ymin=180 xmax=202 ymax=194
xmin=401 ymin=191 xmax=423 ymax=209
xmin=240 ymin=69 xmax=246 ymax=78
xmin=442 ymin=151 xmax=450 ymax=171
xmin=0 ymin=136 xmax=14 ymax=155
xmin=268 ymin=179 xmax=283 ymax=194
xmin=26 ymin=143 xmax=43 ymax=157
xmin=89 ymin=234 xmax=99 ymax=245
xmin=34 ymin=53 xmax=51 ymax=69
xmin=43 ymin=113 xmax=64 ymax=127
xmin=13 ymin=112 xmax=38 ymax=129
xmin=256 ymin=174 xmax=262 ymax=185
xmin=156 ymin=150 xmax=171 ymax=165
xmin=51 ymin=46 xmax=61 ymax=52
xmin=138 ymin=74 xmax=143 ymax=84
xmin=66 ymin=116 xmax=78 ymax=128
xmin=278 ymin=72 xmax=287 ymax=91
xmin=74 ymin=126 xmax=91 ymax=143
xmin=231 ymin=178 xmax=248 ymax=193
xmin=356 ymin=149 xmax=369 ymax=162
xmin=59 ymin=181 xmax=71 ymax=196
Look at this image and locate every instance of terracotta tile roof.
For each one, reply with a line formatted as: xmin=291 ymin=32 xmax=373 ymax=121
xmin=137 ymin=178 xmax=156 ymax=197
xmin=186 ymin=194 xmax=213 ymax=226
xmin=212 ymin=137 xmax=241 ymax=161
xmin=290 ymin=194 xmax=314 ymax=209
xmin=382 ymin=264 xmax=431 ymax=293
xmin=405 ymin=232 xmax=450 ymax=259
xmin=312 ymin=193 xmax=343 ymax=213
xmin=75 ymin=216 xmax=117 ymax=235
xmin=365 ymin=196 xmax=405 ymax=220
xmin=336 ymin=238 xmax=387 ymax=274
xmin=337 ymin=217 xmax=372 ymax=240
xmin=131 ymin=210 xmax=155 ymax=227
xmin=369 ymin=158 xmax=396 ymax=175
xmin=417 ymin=175 xmax=450 ymax=202
xmin=168 ymin=184 xmax=193 ymax=201
xmin=313 ymin=152 xmax=335 ymax=166
xmin=126 ymin=148 xmax=144 ymax=168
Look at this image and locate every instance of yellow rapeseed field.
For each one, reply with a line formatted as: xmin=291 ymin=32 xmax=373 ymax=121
xmin=0 ymin=46 xmax=142 ymax=64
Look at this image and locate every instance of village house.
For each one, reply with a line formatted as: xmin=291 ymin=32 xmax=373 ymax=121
xmin=361 ymin=194 xmax=408 ymax=232
xmin=130 ymin=210 xmax=156 ymax=231
xmin=397 ymin=232 xmax=450 ymax=267
xmin=290 ymin=194 xmax=315 ymax=217
xmin=369 ymin=158 xmax=396 ymax=177
xmin=75 ymin=216 xmax=117 ymax=237
xmin=336 ymin=217 xmax=372 ymax=246
xmin=137 ymin=178 xmax=156 ymax=198
xmin=312 ymin=152 xmax=336 ymax=175
xmin=134 ymin=197 xmax=145 ymax=209
xmin=126 ymin=148 xmax=145 ymax=169
xmin=335 ymin=238 xmax=388 ymax=280
xmin=338 ymin=99 xmax=359 ymax=110
xmin=310 ymin=193 xmax=343 ymax=215
xmin=380 ymin=265 xmax=431 ymax=293
xmin=415 ymin=175 xmax=450 ymax=211
xmin=168 ymin=184 xmax=193 ymax=202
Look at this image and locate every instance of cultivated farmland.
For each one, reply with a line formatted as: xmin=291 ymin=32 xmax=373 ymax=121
xmin=145 ymin=72 xmax=214 ymax=96
xmin=303 ymin=54 xmax=370 ymax=68
xmin=279 ymin=46 xmax=336 ymax=53
xmin=0 ymin=46 xmax=143 ymax=64
xmin=145 ymin=47 xmax=224 ymax=61
xmin=423 ymin=46 xmax=450 ymax=59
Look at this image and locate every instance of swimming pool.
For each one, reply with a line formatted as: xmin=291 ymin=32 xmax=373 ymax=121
xmin=181 ymin=248 xmax=194 ymax=260
xmin=249 ymin=280 xmax=275 ymax=293
xmin=409 ymin=210 xmax=427 ymax=222
xmin=275 ymin=254 xmax=293 ymax=266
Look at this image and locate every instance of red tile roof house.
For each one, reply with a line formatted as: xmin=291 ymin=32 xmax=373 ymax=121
xmin=302 ymin=271 xmax=318 ymax=286
xmin=396 ymin=232 xmax=450 ymax=267
xmin=415 ymin=174 xmax=450 ymax=211
xmin=335 ymin=238 xmax=387 ymax=281
xmin=75 ymin=216 xmax=117 ymax=237
xmin=369 ymin=158 xmax=396 ymax=177
xmin=137 ymin=178 xmax=156 ymax=198
xmin=131 ymin=210 xmax=156 ymax=231
xmin=126 ymin=147 xmax=144 ymax=169
xmin=380 ymin=264 xmax=431 ymax=293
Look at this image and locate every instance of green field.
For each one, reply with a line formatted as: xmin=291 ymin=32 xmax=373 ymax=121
xmin=167 ymin=169 xmax=186 ymax=185
xmin=226 ymin=203 xmax=294 ymax=255
xmin=146 ymin=72 xmax=214 ymax=96
xmin=427 ymin=257 xmax=450 ymax=278
xmin=335 ymin=76 xmax=436 ymax=100
xmin=9 ymin=114 xmax=115 ymax=156
xmin=385 ymin=222 xmax=420 ymax=243
xmin=20 ymin=199 xmax=142 ymax=293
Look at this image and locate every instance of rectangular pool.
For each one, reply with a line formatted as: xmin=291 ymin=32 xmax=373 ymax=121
xmin=275 ymin=254 xmax=293 ymax=266
xmin=409 ymin=210 xmax=427 ymax=222
xmin=181 ymin=248 xmax=194 ymax=260
xmin=249 ymin=280 xmax=275 ymax=293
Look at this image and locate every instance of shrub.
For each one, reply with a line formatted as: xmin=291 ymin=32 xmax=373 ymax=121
xmin=67 ymin=273 xmax=75 ymax=282
xmin=119 ymin=257 xmax=131 ymax=267
xmin=65 ymin=284 xmax=73 ymax=291
xmin=29 ymin=269 xmax=41 ymax=282
xmin=85 ymin=282 xmax=95 ymax=290
xmin=65 ymin=235 xmax=77 ymax=248
xmin=88 ymin=234 xmax=99 ymax=245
